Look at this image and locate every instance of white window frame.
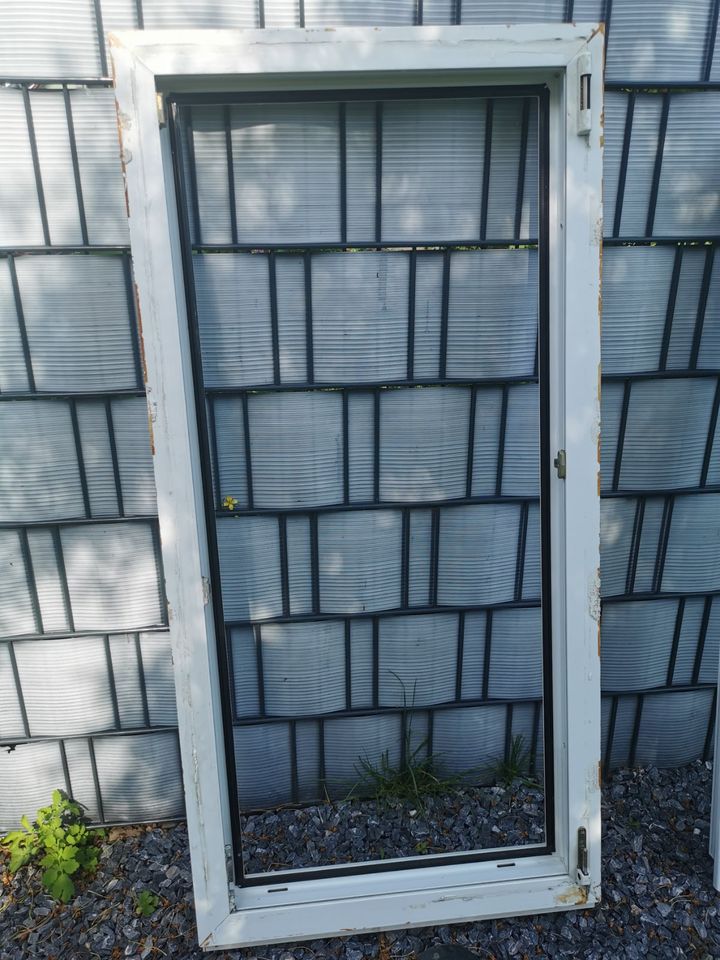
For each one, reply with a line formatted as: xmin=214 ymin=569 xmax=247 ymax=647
xmin=111 ymin=24 xmax=603 ymax=950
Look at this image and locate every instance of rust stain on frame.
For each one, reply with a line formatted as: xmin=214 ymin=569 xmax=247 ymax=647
xmin=555 ymin=884 xmax=590 ymax=906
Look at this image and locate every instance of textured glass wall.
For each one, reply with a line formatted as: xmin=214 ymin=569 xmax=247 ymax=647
xmin=1 ymin=0 xmax=720 ymax=827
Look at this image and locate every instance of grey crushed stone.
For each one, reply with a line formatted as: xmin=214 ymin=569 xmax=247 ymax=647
xmin=241 ymin=782 xmax=545 ymax=873
xmin=1 ymin=762 xmax=720 ymax=959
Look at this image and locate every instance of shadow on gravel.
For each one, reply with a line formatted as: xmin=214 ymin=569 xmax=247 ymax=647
xmin=1 ymin=762 xmax=719 ymax=960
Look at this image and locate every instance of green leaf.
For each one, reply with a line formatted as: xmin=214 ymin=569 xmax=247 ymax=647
xmin=43 ymin=868 xmax=75 ymax=903
xmin=8 ymin=850 xmax=33 ymax=873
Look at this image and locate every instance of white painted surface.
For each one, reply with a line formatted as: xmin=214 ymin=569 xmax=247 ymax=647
xmin=111 ymin=24 xmax=603 ymax=950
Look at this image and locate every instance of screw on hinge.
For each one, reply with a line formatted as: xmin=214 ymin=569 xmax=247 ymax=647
xmin=577 ymin=826 xmax=590 ymax=886
xmin=554 ymin=449 xmax=567 ymax=479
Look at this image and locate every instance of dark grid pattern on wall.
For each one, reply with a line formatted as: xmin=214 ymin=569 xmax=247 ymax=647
xmin=1 ymin=0 xmax=720 ymax=827
xmin=168 ymin=86 xmax=553 ymax=829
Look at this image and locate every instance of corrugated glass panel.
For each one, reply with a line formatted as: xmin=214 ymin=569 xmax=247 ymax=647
xmin=487 ymin=607 xmax=542 ymax=699
xmin=286 ymin=516 xmax=312 ymax=615
xmin=601 ymin=92 xmax=626 ymax=237
xmin=601 ymin=694 xmax=638 ymax=770
xmin=461 ymin=0 xmax=564 ymax=20
xmin=380 ymin=387 xmax=470 ymax=502
xmin=502 ymin=384 xmax=539 ymax=496
xmin=303 ymin=0 xmax=415 ymax=24
xmin=599 ymin=381 xmax=624 ymax=492
xmin=64 ymin=739 xmax=101 ymax=821
xmin=522 ymin=503 xmax=541 ymax=601
xmin=260 ymin=621 xmax=346 ymax=716
xmin=697 ymin=251 xmax=720 ymax=368
xmin=15 ymin=255 xmax=137 ymax=392
xmin=408 ymin=510 xmax=432 ymax=606
xmin=109 ymin=633 xmax=146 ymax=728
xmin=217 ymin=517 xmax=282 ymax=621
xmin=617 ymin=95 xmax=665 ymax=237
xmin=141 ymin=0 xmax=259 ymax=27
xmin=61 ymin=523 xmax=164 ymax=631
xmin=228 ymin=102 xmax=340 ymax=244
xmin=619 ymin=379 xmax=716 ymax=489
xmin=446 ymin=249 xmax=538 ymax=378
xmin=654 ymin=93 xmax=720 ymax=237
xmin=381 ymin=99 xmax=486 ymax=242
xmin=0 ymin=0 xmax=102 ymax=79
xmin=263 ymin=0 xmax=300 ymax=26
xmin=0 ymin=645 xmax=26 ymax=739
xmin=29 ymin=91 xmax=82 ymax=245
xmin=0 ymin=401 xmax=84 ymax=521
xmin=432 ymin=704 xmax=506 ymax=778
xmin=234 ymin=724 xmax=293 ymax=808
xmin=111 ymin=397 xmax=156 ymax=516
xmin=14 ymin=636 xmax=114 ymax=736
xmin=470 ymin=388 xmax=503 ymax=496
xmin=0 ymin=258 xmax=31 ymax=393
xmin=70 ymin=88 xmax=129 ymax=244
xmin=636 ymin=689 xmax=715 ymax=766
xmin=601 ymin=600 xmax=678 ymax=692
xmin=601 ymin=246 xmax=674 ymax=374
xmin=665 ymin=249 xmax=706 ymax=370
xmin=77 ymin=401 xmax=120 ymax=517
xmin=599 ymin=498 xmax=636 ymax=598
xmin=0 ymin=743 xmax=65 ymax=830
xmin=669 ymin=598 xmax=706 ymax=685
xmin=0 ymin=531 xmax=37 ymax=638
xmin=324 ymin=714 xmax=401 ymax=789
xmin=139 ymin=632 xmax=177 ymax=726
xmin=247 ymin=391 xmax=344 ymax=508
xmin=194 ymin=253 xmax=274 ymax=388
xmin=437 ymin=504 xmax=521 ymax=606
xmin=275 ymin=256 xmax=307 ymax=382
xmin=312 ymin=253 xmax=409 ymax=383
xmin=27 ymin=529 xmax=72 ymax=633
xmin=605 ymin=0 xmax=713 ymax=83
xmin=318 ymin=511 xmax=402 ymax=613
xmin=0 ymin=90 xmax=45 ymax=246
xmin=662 ymin=494 xmax=720 ymax=593
xmin=378 ymin=614 xmax=459 ymax=706
xmin=93 ymin=731 xmax=184 ymax=821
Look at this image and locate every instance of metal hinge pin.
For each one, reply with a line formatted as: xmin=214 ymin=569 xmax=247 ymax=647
xmin=577 ymin=826 xmax=590 ymax=886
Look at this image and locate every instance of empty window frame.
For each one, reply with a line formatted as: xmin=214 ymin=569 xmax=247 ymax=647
xmin=111 ymin=24 xmax=603 ymax=950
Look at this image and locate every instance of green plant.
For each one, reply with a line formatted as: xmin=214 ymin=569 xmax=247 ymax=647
xmin=350 ymin=673 xmax=466 ymax=808
xmin=1 ymin=789 xmax=104 ymax=902
xmin=489 ymin=734 xmax=536 ymax=788
xmin=353 ymin=734 xmax=467 ymax=809
xmin=134 ymin=888 xmax=160 ymax=917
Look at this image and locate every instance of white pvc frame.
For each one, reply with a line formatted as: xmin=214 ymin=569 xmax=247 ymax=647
xmin=111 ymin=24 xmax=603 ymax=950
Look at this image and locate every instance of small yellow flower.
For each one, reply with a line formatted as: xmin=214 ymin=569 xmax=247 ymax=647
xmin=222 ymin=495 xmax=238 ymax=511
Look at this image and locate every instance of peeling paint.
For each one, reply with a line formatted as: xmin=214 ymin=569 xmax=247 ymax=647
xmin=133 ymin=281 xmax=150 ymax=384
xmin=555 ymin=884 xmax=589 ymax=906
xmin=588 ymin=568 xmax=601 ymax=624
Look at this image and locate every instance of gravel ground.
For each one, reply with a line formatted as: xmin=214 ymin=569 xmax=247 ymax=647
xmin=241 ymin=782 xmax=545 ymax=873
xmin=2 ymin=762 xmax=720 ymax=959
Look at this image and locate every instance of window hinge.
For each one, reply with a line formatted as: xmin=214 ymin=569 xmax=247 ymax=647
xmin=554 ymin=449 xmax=566 ymax=479
xmin=156 ymin=93 xmax=167 ymax=128
xmin=577 ymin=50 xmax=592 ymax=136
xmin=577 ymin=826 xmax=590 ymax=886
